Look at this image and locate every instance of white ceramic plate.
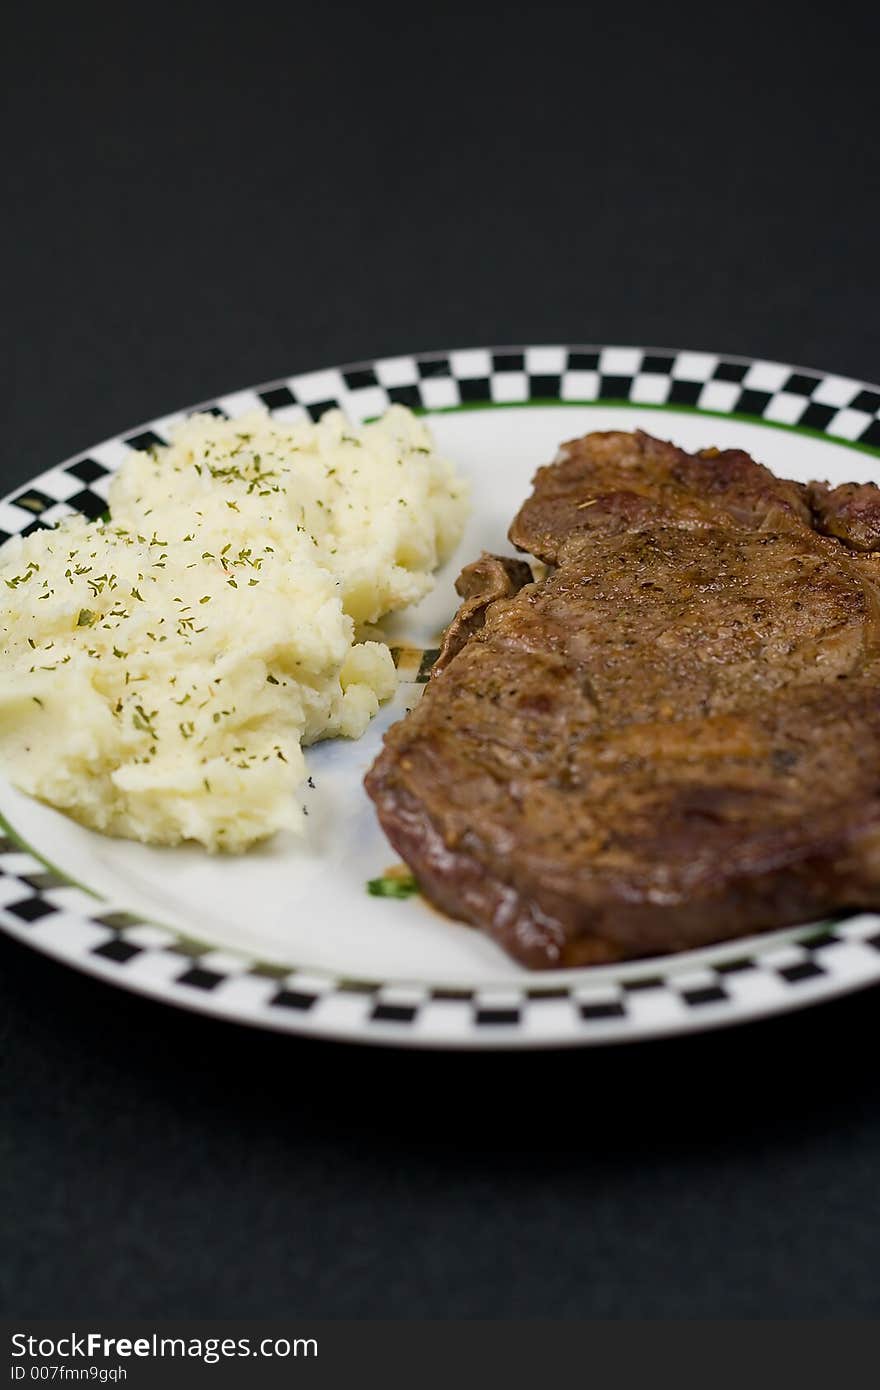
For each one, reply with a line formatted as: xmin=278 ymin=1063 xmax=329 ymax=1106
xmin=3 ymin=344 xmax=880 ymax=1048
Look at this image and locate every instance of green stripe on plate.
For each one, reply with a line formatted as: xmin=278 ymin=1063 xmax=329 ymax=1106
xmin=0 ymin=808 xmax=100 ymax=898
xmin=409 ymin=398 xmax=880 ymax=461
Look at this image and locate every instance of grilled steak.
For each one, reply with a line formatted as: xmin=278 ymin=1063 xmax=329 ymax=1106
xmin=365 ymin=431 xmax=880 ymax=968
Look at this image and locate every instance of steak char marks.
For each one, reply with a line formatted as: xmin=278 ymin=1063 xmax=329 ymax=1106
xmin=365 ymin=431 xmax=880 ymax=968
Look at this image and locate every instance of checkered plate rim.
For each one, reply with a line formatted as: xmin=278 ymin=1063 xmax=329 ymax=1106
xmin=3 ymin=343 xmax=880 ymax=1049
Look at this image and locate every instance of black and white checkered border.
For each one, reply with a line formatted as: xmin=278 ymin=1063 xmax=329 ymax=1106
xmin=3 ymin=343 xmax=880 ymax=551
xmin=3 ymin=344 xmax=880 ymax=1046
xmin=3 ymin=834 xmax=879 ymax=1043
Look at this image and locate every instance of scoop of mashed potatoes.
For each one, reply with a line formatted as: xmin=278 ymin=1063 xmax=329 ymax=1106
xmin=0 ymin=406 xmax=467 ymax=851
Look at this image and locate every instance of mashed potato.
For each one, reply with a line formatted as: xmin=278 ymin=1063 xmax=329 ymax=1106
xmin=0 ymin=406 xmax=467 ymax=850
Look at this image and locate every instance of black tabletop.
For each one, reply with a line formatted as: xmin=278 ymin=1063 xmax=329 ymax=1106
xmin=4 ymin=7 xmax=880 ymax=1319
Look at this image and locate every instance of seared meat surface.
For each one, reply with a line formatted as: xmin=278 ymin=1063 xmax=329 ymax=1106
xmin=365 ymin=431 xmax=880 ymax=968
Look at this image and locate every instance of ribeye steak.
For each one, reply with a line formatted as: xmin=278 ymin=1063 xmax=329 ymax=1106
xmin=365 ymin=431 xmax=880 ymax=968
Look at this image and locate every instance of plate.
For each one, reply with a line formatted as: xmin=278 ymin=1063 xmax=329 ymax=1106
xmin=3 ymin=344 xmax=880 ymax=1049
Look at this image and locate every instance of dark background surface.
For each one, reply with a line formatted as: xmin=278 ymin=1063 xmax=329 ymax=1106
xmin=3 ymin=6 xmax=880 ymax=1318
